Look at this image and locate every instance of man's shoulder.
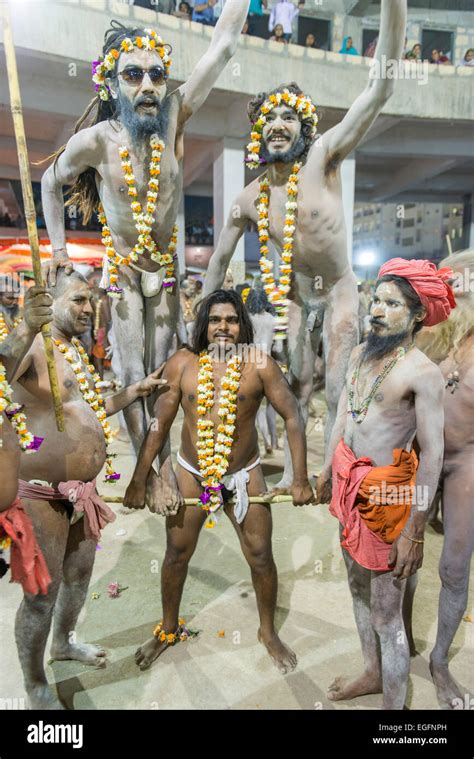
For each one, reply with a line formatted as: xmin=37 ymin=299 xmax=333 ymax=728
xmin=410 ymin=347 xmax=444 ymax=389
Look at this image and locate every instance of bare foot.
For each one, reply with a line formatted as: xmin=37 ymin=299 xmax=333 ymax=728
xmin=430 ymin=660 xmax=467 ymax=709
xmin=135 ymin=635 xmax=171 ymax=671
xmin=27 ymin=684 xmax=65 ymax=710
xmin=270 ymin=484 xmax=291 ymax=497
xmin=50 ymin=642 xmax=107 ymax=668
xmin=257 ymin=629 xmax=297 ymax=675
xmin=327 ymin=671 xmax=382 ymax=701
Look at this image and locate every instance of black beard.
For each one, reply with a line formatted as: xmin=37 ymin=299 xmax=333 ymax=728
xmin=115 ymin=89 xmax=170 ymax=147
xmin=363 ymin=328 xmax=411 ymax=361
xmin=260 ymin=134 xmax=306 ymax=165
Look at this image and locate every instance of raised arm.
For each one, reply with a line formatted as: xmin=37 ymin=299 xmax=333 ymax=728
xmin=257 ymin=352 xmax=314 ymax=505
xmin=389 ymin=360 xmax=445 ymax=580
xmin=41 ymin=126 xmax=102 ymax=284
xmin=178 ymin=0 xmax=249 ymax=122
xmin=321 ymin=0 xmax=407 ymax=165
xmin=123 ymin=352 xmax=186 ymax=508
xmin=203 ymin=197 xmax=248 ymax=295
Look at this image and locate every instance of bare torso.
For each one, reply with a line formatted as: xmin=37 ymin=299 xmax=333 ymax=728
xmin=241 ymin=143 xmax=351 ymax=303
xmin=0 ymin=413 xmax=21 ymax=510
xmin=440 ymin=336 xmax=474 ymax=456
xmin=13 ymin=336 xmax=106 ymax=485
xmin=343 ymin=346 xmax=433 ymax=466
xmin=178 ymin=350 xmax=263 ymax=474
xmin=92 ymin=92 xmax=183 ymax=273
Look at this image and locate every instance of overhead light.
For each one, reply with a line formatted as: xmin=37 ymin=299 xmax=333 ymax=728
xmin=358 ymin=250 xmax=376 ymax=267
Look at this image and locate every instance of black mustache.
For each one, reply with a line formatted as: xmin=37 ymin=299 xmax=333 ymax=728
xmin=370 ymin=318 xmax=386 ymax=326
xmin=135 ymin=96 xmax=160 ymax=107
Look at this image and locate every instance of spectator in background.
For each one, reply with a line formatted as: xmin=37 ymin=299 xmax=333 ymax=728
xmin=462 ymin=48 xmax=474 ymax=66
xmin=305 ymin=32 xmax=316 ymax=48
xmin=192 ymin=0 xmax=217 ymax=26
xmin=364 ymin=35 xmax=378 ymax=58
xmin=174 ymin=1 xmax=192 ymax=19
xmin=430 ymin=49 xmax=450 ymax=65
xmin=270 ymin=23 xmax=288 ymax=44
xmin=405 ymin=43 xmax=421 ymax=60
xmin=339 ymin=35 xmax=359 ymax=56
xmin=268 ymin=0 xmax=304 ymax=44
xmin=247 ymin=0 xmax=267 ymax=37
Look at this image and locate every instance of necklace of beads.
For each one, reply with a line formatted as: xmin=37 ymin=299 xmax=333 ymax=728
xmin=196 ymin=351 xmax=242 ymax=528
xmin=257 ymin=161 xmax=301 ymax=341
xmin=348 ymin=344 xmax=413 ymax=424
xmin=0 ymin=312 xmax=22 ymax=341
xmin=53 ymin=338 xmax=119 ymax=482
xmin=98 ymin=134 xmax=177 ymax=297
xmin=0 ymin=315 xmax=42 ymax=453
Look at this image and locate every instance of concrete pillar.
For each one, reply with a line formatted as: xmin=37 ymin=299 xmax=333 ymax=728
xmin=176 ymin=194 xmax=185 ymax=274
xmin=341 ymin=155 xmax=356 ymax=264
xmin=213 ymin=137 xmax=245 ymax=285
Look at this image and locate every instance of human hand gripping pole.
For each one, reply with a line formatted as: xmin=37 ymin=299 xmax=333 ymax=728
xmin=2 ymin=1 xmax=64 ymax=431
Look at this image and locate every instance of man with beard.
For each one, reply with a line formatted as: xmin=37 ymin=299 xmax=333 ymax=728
xmin=123 ymin=290 xmax=314 ymax=674
xmin=42 ymin=3 xmax=249 ymax=514
xmin=316 ymin=258 xmax=455 ymax=710
xmin=3 ymin=270 xmax=167 ymax=709
xmin=204 ymin=0 xmax=407 ymax=492
xmin=421 ymin=248 xmax=474 ymax=709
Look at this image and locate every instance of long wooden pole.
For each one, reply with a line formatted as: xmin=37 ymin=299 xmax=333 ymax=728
xmin=2 ymin=1 xmax=64 ymax=431
xmin=102 ymin=495 xmax=294 ymax=505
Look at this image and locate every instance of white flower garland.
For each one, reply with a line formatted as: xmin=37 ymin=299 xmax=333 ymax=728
xmin=196 ymin=351 xmax=242 ymax=528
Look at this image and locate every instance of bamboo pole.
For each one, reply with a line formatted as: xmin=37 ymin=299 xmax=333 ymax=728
xmin=102 ymin=495 xmax=294 ymax=505
xmin=2 ymin=1 xmax=64 ymax=431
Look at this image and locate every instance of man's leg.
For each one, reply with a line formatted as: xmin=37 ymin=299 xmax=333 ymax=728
xmin=225 ymin=465 xmax=297 ymax=674
xmin=135 ymin=466 xmax=207 ymax=670
xmin=272 ymin=290 xmax=319 ymax=492
xmin=143 ymin=279 xmax=180 ymax=510
xmin=328 ymin=547 xmax=383 ymax=701
xmin=370 ymin=570 xmax=409 ymax=710
xmin=323 ymin=271 xmax=359 ymax=447
xmin=402 ymin=573 xmax=419 ymax=657
xmin=14 ymin=499 xmax=70 ymax=709
xmin=109 ymin=267 xmax=147 ymax=455
xmin=430 ymin=456 xmax=474 ymax=708
xmin=50 ymin=516 xmax=106 ymax=666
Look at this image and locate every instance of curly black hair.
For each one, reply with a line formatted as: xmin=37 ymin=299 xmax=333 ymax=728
xmin=247 ymin=82 xmax=317 ymax=160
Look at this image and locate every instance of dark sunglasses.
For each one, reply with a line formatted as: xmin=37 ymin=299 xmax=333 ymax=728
xmin=119 ymin=66 xmax=168 ymax=86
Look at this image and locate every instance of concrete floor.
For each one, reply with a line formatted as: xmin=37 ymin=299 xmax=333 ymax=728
xmin=1 ymin=398 xmax=473 ymax=711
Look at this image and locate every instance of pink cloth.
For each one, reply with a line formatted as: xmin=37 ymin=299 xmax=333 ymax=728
xmin=0 ymin=498 xmax=51 ymax=595
xmin=18 ymin=479 xmax=115 ymax=542
xmin=377 ymin=257 xmax=455 ymax=327
xmin=330 ymin=440 xmax=395 ymax=572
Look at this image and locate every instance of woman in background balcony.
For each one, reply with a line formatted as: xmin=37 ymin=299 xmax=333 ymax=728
xmin=339 ymin=35 xmax=359 ymax=56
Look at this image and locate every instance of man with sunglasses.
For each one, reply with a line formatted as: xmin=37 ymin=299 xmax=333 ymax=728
xmin=41 ymin=5 xmax=249 ymax=515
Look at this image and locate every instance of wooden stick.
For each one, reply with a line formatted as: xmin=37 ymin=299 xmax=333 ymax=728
xmin=2 ymin=1 xmax=64 ymax=432
xmin=101 ymin=495 xmax=293 ymax=505
xmin=445 ymin=233 xmax=453 ymax=257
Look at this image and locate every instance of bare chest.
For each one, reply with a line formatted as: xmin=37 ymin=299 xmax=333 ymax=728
xmin=181 ymin=364 xmax=263 ymax=420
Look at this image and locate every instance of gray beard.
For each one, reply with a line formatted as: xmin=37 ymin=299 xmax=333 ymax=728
xmin=363 ymin=328 xmax=411 ymax=361
xmin=115 ymin=90 xmax=170 ymax=148
xmin=260 ymin=134 xmax=306 ymax=165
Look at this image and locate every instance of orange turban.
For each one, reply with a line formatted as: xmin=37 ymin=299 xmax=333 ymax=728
xmin=377 ymin=258 xmax=456 ymax=327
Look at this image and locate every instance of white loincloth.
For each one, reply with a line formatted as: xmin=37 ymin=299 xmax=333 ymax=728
xmin=176 ymin=451 xmax=261 ymax=524
xmin=99 ymin=256 xmax=164 ymax=298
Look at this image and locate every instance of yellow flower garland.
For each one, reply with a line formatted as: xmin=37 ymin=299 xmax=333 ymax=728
xmin=92 ymin=29 xmax=171 ymax=102
xmin=246 ymin=88 xmax=318 ymax=170
xmin=257 ymin=161 xmax=302 ymax=341
xmin=53 ymin=338 xmax=120 ymax=482
xmin=98 ymin=134 xmax=177 ymax=297
xmin=0 ymin=316 xmax=41 ymax=455
xmin=196 ymin=351 xmax=242 ymax=528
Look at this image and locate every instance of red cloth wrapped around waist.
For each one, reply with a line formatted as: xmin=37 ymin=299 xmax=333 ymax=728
xmin=329 ymin=440 xmax=418 ymax=571
xmin=17 ymin=479 xmax=116 ymax=542
xmin=0 ymin=498 xmax=51 ymax=595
